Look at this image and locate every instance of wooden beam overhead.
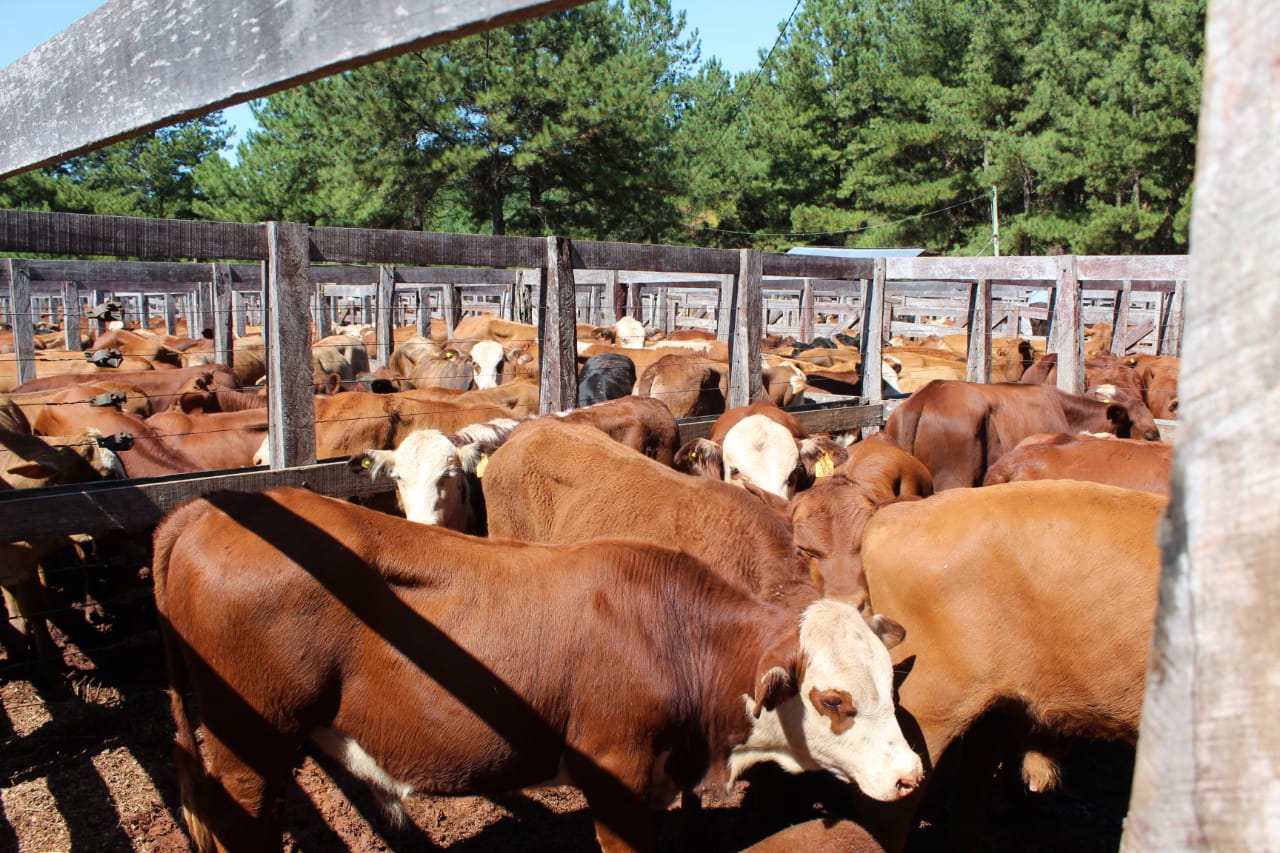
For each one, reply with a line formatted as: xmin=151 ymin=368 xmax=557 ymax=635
xmin=0 ymin=0 xmax=590 ymax=179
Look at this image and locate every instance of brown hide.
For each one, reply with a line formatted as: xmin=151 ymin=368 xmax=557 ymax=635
xmin=743 ymin=818 xmax=886 ymax=853
xmin=154 ymin=487 xmax=799 ymax=852
xmin=535 ymin=396 xmax=680 ymax=467
xmin=1127 ymin=355 xmax=1180 ymax=419
xmin=982 ymin=433 xmax=1172 ymax=495
xmin=837 ymin=433 xmax=934 ymax=502
xmin=709 ymin=399 xmax=806 ymax=443
xmin=483 ymin=420 xmax=817 ymax=611
xmin=87 ymin=329 xmax=184 ymax=366
xmin=19 ymin=403 xmax=202 ymax=477
xmin=634 ymin=351 xmax=728 ymax=418
xmin=885 ymin=380 xmax=1161 ymax=490
xmin=788 ymin=475 xmax=888 ymax=612
xmin=855 ymin=481 xmax=1162 ymax=851
xmin=13 ymin=364 xmax=239 ymax=406
xmin=0 ymin=351 xmax=157 ymax=393
xmin=145 ymin=409 xmax=270 ymax=470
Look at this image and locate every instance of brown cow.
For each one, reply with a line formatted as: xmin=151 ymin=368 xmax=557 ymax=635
xmin=885 ymin=379 xmax=1161 ymax=490
xmin=853 ymin=481 xmax=1164 ymax=851
xmin=634 ymin=351 xmax=728 ymax=418
xmin=743 ymin=818 xmax=885 ymax=853
xmin=145 ymin=408 xmax=270 ymax=471
xmin=836 ymin=433 xmax=933 ymax=502
xmin=981 ymin=432 xmax=1173 ymax=495
xmin=154 ymin=487 xmax=922 ymax=852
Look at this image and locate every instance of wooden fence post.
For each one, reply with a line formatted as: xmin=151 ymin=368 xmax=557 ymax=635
xmin=604 ymin=269 xmax=623 ymax=324
xmin=62 ymin=281 xmax=83 ymax=351
xmin=211 ymin=263 xmax=234 ymax=368
xmin=799 ymin=278 xmax=815 ymax=342
xmin=6 ymin=259 xmax=36 ymax=386
xmin=1051 ymin=255 xmax=1084 ymax=394
xmin=859 ymin=257 xmax=886 ymax=404
xmin=538 ymin=236 xmax=577 ymax=413
xmin=375 ymin=265 xmax=395 ymax=368
xmin=729 ymin=249 xmax=764 ymax=408
xmin=1111 ymin=279 xmax=1134 ymax=356
xmin=965 ymin=278 xmax=992 ymax=383
xmin=232 ymin=290 xmax=247 ymax=339
xmin=265 ymin=221 xmax=317 ymax=469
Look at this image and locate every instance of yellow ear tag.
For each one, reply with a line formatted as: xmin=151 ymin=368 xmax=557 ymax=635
xmin=360 ymin=456 xmax=373 ymax=469
xmin=815 ymin=452 xmax=835 ymax=479
xmin=475 ymin=453 xmax=490 ymax=478
xmin=445 ymin=351 xmax=454 ymax=359
xmin=688 ymin=449 xmax=698 ymax=462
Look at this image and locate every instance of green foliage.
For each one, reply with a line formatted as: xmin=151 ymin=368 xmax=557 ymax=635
xmin=1 ymin=0 xmax=1204 ymax=257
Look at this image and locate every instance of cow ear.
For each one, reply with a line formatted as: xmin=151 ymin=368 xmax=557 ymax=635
xmin=7 ymin=461 xmax=56 ymax=480
xmin=865 ymin=613 xmax=907 ymax=650
xmin=674 ymin=438 xmax=723 ymax=479
xmin=742 ymin=482 xmax=791 ymax=518
xmin=798 ymin=436 xmax=848 ymax=488
xmin=1105 ymin=403 xmax=1132 ymax=430
xmin=752 ymin=634 xmax=801 ymax=718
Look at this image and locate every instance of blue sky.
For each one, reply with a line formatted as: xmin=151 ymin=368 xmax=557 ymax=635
xmin=2 ymin=0 xmax=801 ymax=153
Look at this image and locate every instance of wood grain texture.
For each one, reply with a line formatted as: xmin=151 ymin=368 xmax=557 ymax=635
xmin=729 ymin=250 xmax=763 ymax=408
xmin=0 ymin=0 xmax=590 ymax=178
xmin=1122 ymin=2 xmax=1280 ymax=849
xmin=965 ymin=279 xmax=992 ymax=383
xmin=537 ymin=236 xmax=576 ymax=413
xmin=6 ymin=260 xmax=36 ymax=386
xmin=859 ymin=260 xmax=887 ymax=404
xmin=265 ymin=221 xmax=317 ymax=468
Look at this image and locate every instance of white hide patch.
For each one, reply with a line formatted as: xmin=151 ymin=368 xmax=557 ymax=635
xmin=470 ymin=340 xmax=506 ymax=389
xmin=614 ymin=316 xmax=647 ymax=349
xmin=388 ymin=429 xmax=467 ymax=526
xmin=1092 ymin=383 xmax=1118 ymax=402
xmin=729 ymin=600 xmax=923 ymax=803
xmin=311 ymin=728 xmax=413 ymax=819
xmin=720 ymin=415 xmax=800 ymax=500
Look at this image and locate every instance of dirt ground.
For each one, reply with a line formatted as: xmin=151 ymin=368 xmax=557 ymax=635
xmin=0 ymin=568 xmax=1135 ymax=853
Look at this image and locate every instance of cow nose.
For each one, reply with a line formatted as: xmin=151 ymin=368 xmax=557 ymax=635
xmin=896 ymin=770 xmax=924 ymax=795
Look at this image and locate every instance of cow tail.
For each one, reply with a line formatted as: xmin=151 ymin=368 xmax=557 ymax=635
xmin=886 ymin=395 xmax=922 ymax=453
xmin=152 ymin=499 xmax=219 ymax=853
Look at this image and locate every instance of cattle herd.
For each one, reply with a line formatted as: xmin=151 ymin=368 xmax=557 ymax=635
xmin=0 ymin=307 xmax=1178 ymax=852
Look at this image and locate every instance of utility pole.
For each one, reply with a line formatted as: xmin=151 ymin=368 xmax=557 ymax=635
xmin=991 ymin=185 xmax=1001 ymax=257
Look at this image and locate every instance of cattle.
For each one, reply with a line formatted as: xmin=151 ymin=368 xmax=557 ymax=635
xmin=484 ymin=420 xmax=819 ymax=611
xmin=348 ymin=418 xmax=516 ymax=533
xmin=852 ymin=481 xmax=1163 ymax=851
xmin=634 ymin=351 xmax=728 ymax=418
xmin=1 ymin=398 xmax=125 ymax=665
xmin=674 ymin=400 xmax=846 ymax=500
xmin=981 ymin=432 xmax=1173 ymax=495
xmin=836 ymin=433 xmax=933 ymax=502
xmin=312 ymin=334 xmax=371 ymax=384
xmin=467 ymin=339 xmax=507 ymax=389
xmin=742 ymin=818 xmax=885 ymax=853
xmin=1127 ymin=354 xmax=1180 ymax=419
xmin=154 ymin=487 xmax=922 ymax=852
xmin=183 ymin=335 xmax=268 ymax=386
xmin=13 ymin=364 xmax=240 ymax=408
xmin=0 ymin=350 xmax=158 ymax=393
xmin=579 ymin=352 xmax=638 ymax=406
xmin=145 ymin=408 xmax=270 ymax=471
xmin=885 ymin=379 xmax=1161 ymax=490
xmin=349 ymin=396 xmax=679 ymax=530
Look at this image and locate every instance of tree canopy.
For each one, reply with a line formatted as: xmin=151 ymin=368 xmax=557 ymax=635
xmin=0 ymin=0 xmax=1204 ymax=256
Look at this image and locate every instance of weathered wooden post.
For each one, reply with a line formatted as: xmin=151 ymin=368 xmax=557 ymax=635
xmin=375 ymin=265 xmax=395 ymax=368
xmin=1110 ymin=279 xmax=1134 ymax=357
xmin=265 ymin=222 xmax=317 ymax=469
xmin=62 ymin=281 xmax=83 ymax=351
xmin=538 ymin=236 xmax=577 ymax=414
xmin=858 ymin=257 xmax=886 ymax=404
xmin=1050 ymin=254 xmax=1084 ymax=394
xmin=1121 ymin=2 xmax=1280 ymax=848
xmin=728 ymin=249 xmax=764 ymax=408
xmin=6 ymin=259 xmax=36 ymax=386
xmin=604 ymin=269 xmax=623 ymax=324
xmin=965 ymin=278 xmax=992 ymax=383
xmin=799 ymin=278 xmax=815 ymax=342
xmin=211 ymin=263 xmax=233 ymax=368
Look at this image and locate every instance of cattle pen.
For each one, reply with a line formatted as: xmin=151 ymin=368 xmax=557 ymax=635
xmin=0 ymin=0 xmax=1275 ymax=852
xmin=0 ymin=211 xmax=1186 ymax=542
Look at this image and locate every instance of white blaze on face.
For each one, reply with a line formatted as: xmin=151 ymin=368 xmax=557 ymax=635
xmin=721 ymin=415 xmax=800 ymax=500
xmin=471 ymin=341 xmax=506 ymax=390
xmin=614 ymin=316 xmax=647 ymax=349
xmin=731 ymin=600 xmax=923 ymax=802
xmin=388 ymin=430 xmax=469 ymax=528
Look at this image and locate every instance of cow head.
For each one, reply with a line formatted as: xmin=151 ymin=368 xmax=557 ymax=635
xmin=730 ymin=600 xmax=923 ymax=802
xmin=1094 ymin=384 xmax=1161 ymax=441
xmin=348 ymin=430 xmax=471 ymax=529
xmin=721 ymin=415 xmax=802 ymax=500
xmin=789 ymin=475 xmax=878 ymax=612
xmin=470 ymin=340 xmax=507 ymax=390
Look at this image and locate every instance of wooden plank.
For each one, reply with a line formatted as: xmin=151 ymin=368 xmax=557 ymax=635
xmin=0 ymin=461 xmax=395 ymax=542
xmin=604 ymin=269 xmax=623 ymax=324
xmin=1111 ymin=279 xmax=1135 ymax=356
xmin=1051 ymin=255 xmax=1085 ymax=394
xmin=966 ymin=279 xmax=992 ymax=383
xmin=887 ymin=256 xmax=1059 ymax=281
xmin=860 ymin=261 xmax=887 ymax=404
xmin=538 ymin=236 xmax=576 ymax=413
xmin=211 ymin=263 xmax=234 ymax=366
xmin=0 ymin=0 xmax=591 ymax=178
xmin=6 ymin=260 xmax=36 ymax=386
xmin=375 ymin=265 xmax=395 ymax=366
xmin=62 ymin=281 xmax=83 ymax=351
xmin=310 ymin=226 xmax=545 ymax=268
xmin=265 ymin=222 xmax=317 ymax=468
xmin=799 ymin=279 xmax=815 ymax=342
xmin=0 ymin=210 xmax=264 ymax=260
xmin=729 ymin=250 xmax=763 ymax=408
xmin=1076 ymin=255 xmax=1189 ymax=281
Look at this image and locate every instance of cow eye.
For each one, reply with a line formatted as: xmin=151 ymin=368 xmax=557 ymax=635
xmin=822 ymin=696 xmax=842 ymax=710
xmin=729 ymin=467 xmax=740 ymax=479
